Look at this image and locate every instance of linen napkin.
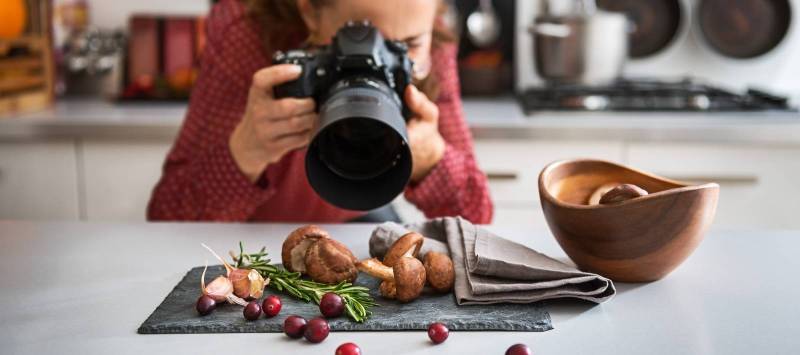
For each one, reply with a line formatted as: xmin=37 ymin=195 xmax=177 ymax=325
xmin=370 ymin=216 xmax=615 ymax=305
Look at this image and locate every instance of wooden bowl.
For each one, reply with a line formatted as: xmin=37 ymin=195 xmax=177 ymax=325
xmin=538 ymin=159 xmax=719 ymax=282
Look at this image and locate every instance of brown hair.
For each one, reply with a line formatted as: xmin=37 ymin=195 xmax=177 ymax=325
xmin=245 ymin=0 xmax=455 ymax=99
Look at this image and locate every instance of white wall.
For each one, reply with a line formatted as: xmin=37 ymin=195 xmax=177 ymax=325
xmin=87 ymin=0 xmax=210 ymax=30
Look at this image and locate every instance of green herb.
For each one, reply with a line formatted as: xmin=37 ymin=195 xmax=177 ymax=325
xmin=232 ymin=242 xmax=376 ymax=323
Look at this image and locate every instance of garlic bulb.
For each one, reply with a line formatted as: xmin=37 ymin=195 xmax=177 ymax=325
xmin=200 ymin=263 xmax=247 ymax=306
xmin=202 ymin=243 xmax=267 ymax=300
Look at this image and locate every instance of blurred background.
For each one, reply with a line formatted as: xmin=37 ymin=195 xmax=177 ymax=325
xmin=1 ymin=0 xmax=799 ymax=228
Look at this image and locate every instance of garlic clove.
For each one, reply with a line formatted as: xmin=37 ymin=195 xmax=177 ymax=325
xmin=247 ymin=269 xmax=267 ymax=299
xmin=204 ymin=275 xmax=234 ymax=303
xmin=229 ymin=268 xmax=251 ymax=298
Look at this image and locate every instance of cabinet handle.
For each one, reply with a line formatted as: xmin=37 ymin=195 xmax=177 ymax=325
xmin=665 ymin=175 xmax=758 ymax=185
xmin=486 ymin=172 xmax=519 ymax=181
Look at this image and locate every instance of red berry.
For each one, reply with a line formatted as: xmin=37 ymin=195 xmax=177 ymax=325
xmin=304 ymin=317 xmax=330 ymax=343
xmin=243 ymin=301 xmax=261 ymax=321
xmin=195 ymin=295 xmax=216 ymax=316
xmin=506 ymin=343 xmax=532 ymax=355
xmin=335 ymin=342 xmax=361 ymax=355
xmin=262 ymin=295 xmax=282 ymax=318
xmin=283 ymin=315 xmax=307 ymax=338
xmin=319 ymin=292 xmax=345 ymax=318
xmin=427 ymin=322 xmax=449 ymax=344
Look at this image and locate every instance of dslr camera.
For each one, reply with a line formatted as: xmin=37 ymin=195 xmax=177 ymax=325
xmin=273 ymin=21 xmax=415 ymax=211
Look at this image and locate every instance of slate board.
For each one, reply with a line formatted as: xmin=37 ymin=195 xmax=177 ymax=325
xmin=138 ymin=265 xmax=552 ymax=334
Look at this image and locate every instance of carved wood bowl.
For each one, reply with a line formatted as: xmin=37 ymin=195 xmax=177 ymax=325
xmin=538 ymin=159 xmax=719 ymax=282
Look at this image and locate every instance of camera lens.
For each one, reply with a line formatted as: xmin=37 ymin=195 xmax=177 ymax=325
xmin=305 ymin=77 xmax=412 ymax=211
xmin=317 ymin=118 xmax=404 ymax=180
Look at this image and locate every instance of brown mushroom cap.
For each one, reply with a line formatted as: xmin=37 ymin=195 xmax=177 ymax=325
xmin=383 ymin=232 xmax=424 ymax=267
xmin=281 ymin=225 xmax=330 ymax=273
xmin=304 ymin=238 xmax=358 ymax=284
xmin=599 ymin=184 xmax=649 ymax=205
xmin=393 ymin=257 xmax=426 ymax=303
xmin=423 ymin=252 xmax=455 ymax=293
xmin=379 ymin=280 xmax=396 ymax=299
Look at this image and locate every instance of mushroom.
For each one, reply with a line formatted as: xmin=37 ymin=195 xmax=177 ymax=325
xmin=357 ymin=257 xmax=426 ymax=303
xmin=382 ymin=232 xmax=424 ymax=267
xmin=304 ymin=238 xmax=358 ymax=284
xmin=281 ymin=225 xmax=358 ymax=284
xmin=599 ymin=184 xmax=649 ymax=205
xmin=423 ymin=252 xmax=454 ymax=293
xmin=281 ymin=225 xmax=330 ymax=273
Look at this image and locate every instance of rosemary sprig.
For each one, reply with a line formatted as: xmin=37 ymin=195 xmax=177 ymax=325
xmin=233 ymin=242 xmax=376 ymax=323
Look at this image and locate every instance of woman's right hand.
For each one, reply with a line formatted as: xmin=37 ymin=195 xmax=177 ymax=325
xmin=229 ymin=64 xmax=318 ymax=182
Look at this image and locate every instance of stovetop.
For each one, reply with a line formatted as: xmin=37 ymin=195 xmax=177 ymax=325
xmin=519 ymin=78 xmax=795 ymax=113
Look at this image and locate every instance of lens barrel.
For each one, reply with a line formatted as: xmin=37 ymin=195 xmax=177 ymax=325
xmin=305 ymin=78 xmax=412 ymax=211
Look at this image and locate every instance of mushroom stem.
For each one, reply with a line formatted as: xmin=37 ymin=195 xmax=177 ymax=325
xmin=357 ymin=258 xmax=394 ymax=281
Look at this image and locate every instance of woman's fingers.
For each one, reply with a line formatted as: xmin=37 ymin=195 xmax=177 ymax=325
xmin=273 ymin=129 xmax=314 ymax=151
xmin=270 ymin=97 xmax=316 ymax=119
xmin=267 ymin=113 xmax=317 ymax=139
xmin=252 ymin=64 xmax=303 ymax=93
xmin=405 ymin=85 xmax=439 ymax=123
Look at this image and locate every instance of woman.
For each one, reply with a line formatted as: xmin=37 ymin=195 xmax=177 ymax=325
xmin=147 ymin=0 xmax=493 ymax=223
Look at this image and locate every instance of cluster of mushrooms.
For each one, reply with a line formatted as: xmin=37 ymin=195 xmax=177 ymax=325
xmin=357 ymin=232 xmax=455 ymax=302
xmin=281 ymin=225 xmax=359 ymax=284
xmin=281 ymin=226 xmax=455 ymax=303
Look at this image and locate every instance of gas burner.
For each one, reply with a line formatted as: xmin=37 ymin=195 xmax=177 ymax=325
xmin=519 ymin=78 xmax=794 ymax=113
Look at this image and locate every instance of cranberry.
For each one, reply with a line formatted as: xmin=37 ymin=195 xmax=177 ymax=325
xmin=506 ymin=343 xmax=532 ymax=355
xmin=283 ymin=315 xmax=308 ymax=339
xmin=335 ymin=342 xmax=361 ymax=355
xmin=243 ymin=301 xmax=261 ymax=321
xmin=319 ymin=292 xmax=345 ymax=318
xmin=262 ymin=295 xmax=282 ymax=318
xmin=195 ymin=295 xmax=216 ymax=316
xmin=303 ymin=317 xmax=330 ymax=343
xmin=427 ymin=322 xmax=449 ymax=344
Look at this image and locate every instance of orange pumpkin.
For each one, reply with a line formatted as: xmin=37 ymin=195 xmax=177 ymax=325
xmin=0 ymin=0 xmax=27 ymax=39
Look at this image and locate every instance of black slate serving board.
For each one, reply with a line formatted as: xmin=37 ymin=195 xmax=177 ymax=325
xmin=138 ymin=265 xmax=552 ymax=334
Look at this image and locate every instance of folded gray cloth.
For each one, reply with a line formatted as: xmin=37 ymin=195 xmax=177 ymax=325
xmin=370 ymin=217 xmax=615 ymax=305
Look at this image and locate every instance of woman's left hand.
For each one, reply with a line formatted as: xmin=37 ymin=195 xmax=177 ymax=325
xmin=405 ymin=85 xmax=446 ymax=182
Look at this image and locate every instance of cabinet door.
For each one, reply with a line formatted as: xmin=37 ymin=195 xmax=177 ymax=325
xmin=81 ymin=140 xmax=172 ymax=221
xmin=474 ymin=140 xmax=625 ymax=207
xmin=0 ymin=141 xmax=79 ymax=219
xmin=627 ymin=143 xmax=800 ymax=229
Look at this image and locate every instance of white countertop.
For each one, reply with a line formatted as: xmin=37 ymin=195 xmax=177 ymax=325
xmin=2 ymin=97 xmax=800 ymax=145
xmin=0 ymin=221 xmax=797 ymax=354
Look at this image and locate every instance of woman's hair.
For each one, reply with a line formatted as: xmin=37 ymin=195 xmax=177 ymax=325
xmin=245 ymin=0 xmax=455 ymax=99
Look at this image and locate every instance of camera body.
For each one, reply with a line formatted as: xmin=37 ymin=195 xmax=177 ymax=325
xmin=274 ymin=21 xmax=414 ymax=115
xmin=272 ymin=21 xmax=416 ymax=211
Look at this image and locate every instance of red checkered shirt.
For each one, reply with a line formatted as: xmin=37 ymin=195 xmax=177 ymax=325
xmin=147 ymin=0 xmax=493 ymax=223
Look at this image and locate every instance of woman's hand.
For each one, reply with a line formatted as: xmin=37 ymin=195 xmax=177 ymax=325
xmin=405 ymin=85 xmax=446 ymax=182
xmin=229 ymin=64 xmax=317 ymax=182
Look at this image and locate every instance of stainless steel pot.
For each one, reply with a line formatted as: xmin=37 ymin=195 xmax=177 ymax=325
xmin=531 ymin=17 xmax=586 ymax=83
xmin=530 ymin=0 xmax=629 ymax=85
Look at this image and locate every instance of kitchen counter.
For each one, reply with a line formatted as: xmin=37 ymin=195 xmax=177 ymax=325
xmin=2 ymin=98 xmax=800 ymax=145
xmin=1 ymin=221 xmax=797 ymax=354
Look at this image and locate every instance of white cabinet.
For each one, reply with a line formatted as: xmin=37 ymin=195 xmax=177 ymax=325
xmin=0 ymin=140 xmax=80 ymax=220
xmin=81 ymin=140 xmax=172 ymax=221
xmin=627 ymin=143 xmax=800 ymax=229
